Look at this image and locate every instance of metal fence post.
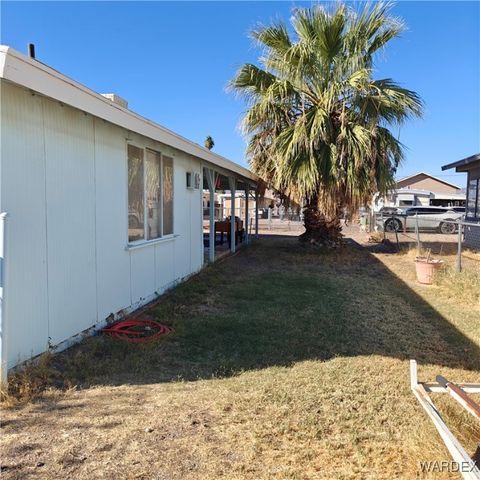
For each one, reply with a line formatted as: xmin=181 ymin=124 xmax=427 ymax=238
xmin=415 ymin=213 xmax=421 ymax=254
xmin=393 ymin=214 xmax=400 ymax=252
xmin=456 ymin=221 xmax=463 ymax=273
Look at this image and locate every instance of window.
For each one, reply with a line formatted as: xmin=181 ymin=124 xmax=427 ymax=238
xmin=419 ymin=208 xmax=446 ymax=214
xmin=467 ymin=177 xmax=479 ymax=219
xmin=163 ymin=156 xmax=174 ymax=235
xmin=128 ymin=145 xmax=145 ymax=242
xmin=146 ymin=150 xmax=162 ymax=240
xmin=128 ymin=145 xmax=174 ymax=243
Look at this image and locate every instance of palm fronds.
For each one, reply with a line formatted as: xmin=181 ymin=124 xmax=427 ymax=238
xmin=231 ymin=2 xmax=423 ymax=221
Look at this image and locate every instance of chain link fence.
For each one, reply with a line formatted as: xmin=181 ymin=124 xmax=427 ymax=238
xmin=365 ymin=210 xmax=480 ymax=273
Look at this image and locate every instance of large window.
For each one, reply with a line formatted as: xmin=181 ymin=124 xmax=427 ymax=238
xmin=163 ymin=156 xmax=174 ymax=235
xmin=128 ymin=145 xmax=145 ymax=242
xmin=128 ymin=144 xmax=174 ymax=243
xmin=466 ymin=177 xmax=479 ymax=220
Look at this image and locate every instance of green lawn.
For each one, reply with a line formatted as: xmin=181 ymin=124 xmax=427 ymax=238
xmin=2 ymin=236 xmax=479 ymax=479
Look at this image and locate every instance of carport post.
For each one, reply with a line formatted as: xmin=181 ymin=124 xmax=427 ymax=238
xmin=255 ymin=189 xmax=259 ymax=238
xmin=229 ymin=177 xmax=236 ymax=253
xmin=205 ymin=169 xmax=216 ymax=263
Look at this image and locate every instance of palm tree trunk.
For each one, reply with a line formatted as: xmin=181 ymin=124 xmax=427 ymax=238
xmin=299 ymin=194 xmax=343 ymax=246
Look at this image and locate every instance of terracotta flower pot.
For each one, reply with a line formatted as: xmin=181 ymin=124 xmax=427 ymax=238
xmin=415 ymin=257 xmax=443 ymax=285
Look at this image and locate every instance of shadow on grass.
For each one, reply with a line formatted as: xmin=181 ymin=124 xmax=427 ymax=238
xmin=46 ymin=235 xmax=480 ymax=388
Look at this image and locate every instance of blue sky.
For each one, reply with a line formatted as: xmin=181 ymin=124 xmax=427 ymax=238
xmin=1 ymin=1 xmax=479 ymax=186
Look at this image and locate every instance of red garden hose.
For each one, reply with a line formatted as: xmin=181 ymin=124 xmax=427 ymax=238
xmin=102 ymin=318 xmax=172 ymax=343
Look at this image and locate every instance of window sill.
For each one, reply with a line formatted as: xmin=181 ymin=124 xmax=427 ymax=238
xmin=126 ymin=234 xmax=178 ymax=251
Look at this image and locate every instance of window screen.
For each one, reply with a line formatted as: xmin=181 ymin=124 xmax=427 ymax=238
xmin=146 ymin=150 xmax=162 ymax=240
xmin=163 ymin=156 xmax=174 ymax=235
xmin=128 ymin=145 xmax=145 ymax=242
xmin=467 ymin=179 xmax=478 ymax=219
xmin=477 ymin=182 xmax=480 ymax=218
xmin=128 ymin=145 xmax=174 ymax=242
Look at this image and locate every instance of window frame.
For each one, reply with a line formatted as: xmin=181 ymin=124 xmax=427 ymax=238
xmin=161 ymin=154 xmax=174 ymax=236
xmin=466 ymin=176 xmax=479 ymax=220
xmin=127 ymin=142 xmax=175 ymax=247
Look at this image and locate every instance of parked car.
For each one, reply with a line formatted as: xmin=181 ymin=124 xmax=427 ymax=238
xmin=378 ymin=207 xmax=463 ymax=234
xmin=378 ymin=206 xmax=405 ymax=215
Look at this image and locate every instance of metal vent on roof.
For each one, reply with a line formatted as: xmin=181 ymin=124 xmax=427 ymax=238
xmin=101 ymin=93 xmax=128 ymax=109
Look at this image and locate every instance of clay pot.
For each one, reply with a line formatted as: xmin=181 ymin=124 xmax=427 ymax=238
xmin=415 ymin=257 xmax=443 ymax=285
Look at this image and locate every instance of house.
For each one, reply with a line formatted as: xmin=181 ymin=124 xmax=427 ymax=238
xmin=395 ymin=172 xmax=465 ymax=207
xmin=372 ymin=172 xmax=465 ymax=211
xmin=0 ymin=45 xmax=258 ymax=378
xmin=442 ymin=153 xmax=480 ymax=249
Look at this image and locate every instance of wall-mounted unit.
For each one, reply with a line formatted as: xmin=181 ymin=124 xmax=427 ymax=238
xmin=194 ymin=172 xmax=201 ymax=189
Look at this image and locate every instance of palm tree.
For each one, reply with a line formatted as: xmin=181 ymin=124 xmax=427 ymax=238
xmin=230 ymin=2 xmax=423 ymax=244
xmin=204 ymin=135 xmax=215 ymax=150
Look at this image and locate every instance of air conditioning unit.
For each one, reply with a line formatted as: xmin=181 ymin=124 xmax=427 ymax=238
xmin=194 ymin=172 xmax=201 ymax=189
xmin=186 ymin=171 xmax=201 ymax=190
xmin=101 ymin=93 xmax=128 ymax=109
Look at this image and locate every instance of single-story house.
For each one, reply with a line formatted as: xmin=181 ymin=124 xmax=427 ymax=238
xmin=373 ymin=187 xmax=432 ymax=210
xmin=442 ymin=153 xmax=480 ymax=249
xmin=395 ymin=171 xmax=463 ymax=196
xmin=0 ymin=45 xmax=259 ymax=378
xmin=372 ymin=172 xmax=466 ymax=211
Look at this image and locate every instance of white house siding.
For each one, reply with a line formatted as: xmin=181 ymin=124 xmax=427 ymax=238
xmin=1 ymin=83 xmax=50 ymax=368
xmin=43 ymin=99 xmax=98 ymax=346
xmin=94 ymin=119 xmax=131 ymax=319
xmin=1 ymin=81 xmax=203 ymax=369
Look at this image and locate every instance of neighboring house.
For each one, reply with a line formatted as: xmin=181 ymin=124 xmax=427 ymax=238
xmin=442 ymin=153 xmax=480 ymax=249
xmin=372 ymin=172 xmax=465 ymax=211
xmin=395 ymin=171 xmax=462 ymax=195
xmin=0 ymin=45 xmax=258 ymax=376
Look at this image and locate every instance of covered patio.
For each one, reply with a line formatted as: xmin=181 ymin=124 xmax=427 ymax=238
xmin=203 ymin=167 xmax=259 ymax=263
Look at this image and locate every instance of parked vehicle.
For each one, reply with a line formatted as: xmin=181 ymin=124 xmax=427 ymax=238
xmin=378 ymin=206 xmax=463 ymax=234
xmin=378 ymin=206 xmax=405 ymax=215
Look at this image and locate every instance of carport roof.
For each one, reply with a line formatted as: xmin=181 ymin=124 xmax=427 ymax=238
xmin=442 ymin=153 xmax=480 ymax=172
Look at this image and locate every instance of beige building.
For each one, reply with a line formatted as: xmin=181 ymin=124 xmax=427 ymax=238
xmin=373 ymin=172 xmax=465 ymax=210
xmin=395 ymin=172 xmax=462 ymax=195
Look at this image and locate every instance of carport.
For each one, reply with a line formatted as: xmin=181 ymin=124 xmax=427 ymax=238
xmin=203 ymin=167 xmax=259 ymax=262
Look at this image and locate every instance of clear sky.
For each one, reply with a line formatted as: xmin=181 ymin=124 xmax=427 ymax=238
xmin=1 ymin=1 xmax=479 ymax=186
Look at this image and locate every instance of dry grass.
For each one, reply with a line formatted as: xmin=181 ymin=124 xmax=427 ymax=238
xmin=395 ymin=243 xmax=480 ymax=307
xmin=435 ymin=265 xmax=480 ymax=306
xmin=0 ymin=353 xmax=66 ymax=407
xmin=1 ymin=236 xmax=479 ymax=479
xmin=367 ymin=231 xmax=385 ymax=243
